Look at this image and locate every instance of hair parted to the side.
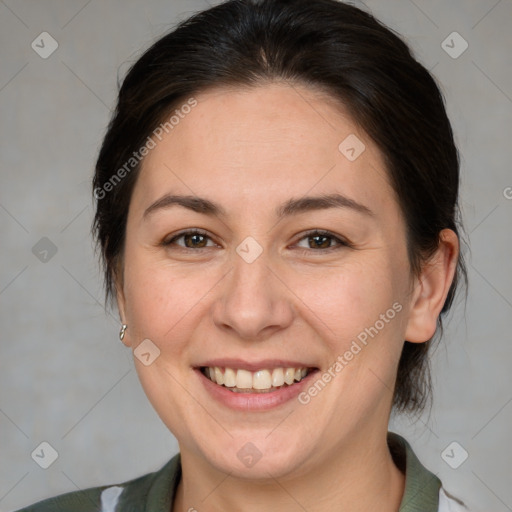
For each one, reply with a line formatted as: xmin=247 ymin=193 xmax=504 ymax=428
xmin=92 ymin=0 xmax=467 ymax=415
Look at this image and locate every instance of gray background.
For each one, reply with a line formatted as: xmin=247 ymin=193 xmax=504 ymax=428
xmin=0 ymin=0 xmax=511 ymax=511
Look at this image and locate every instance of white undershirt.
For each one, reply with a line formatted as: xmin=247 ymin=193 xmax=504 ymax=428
xmin=438 ymin=487 xmax=470 ymax=511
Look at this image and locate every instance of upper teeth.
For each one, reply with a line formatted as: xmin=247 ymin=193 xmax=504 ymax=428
xmin=204 ymin=367 xmax=309 ymax=390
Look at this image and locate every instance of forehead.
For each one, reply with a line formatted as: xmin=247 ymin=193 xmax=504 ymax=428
xmin=133 ymin=82 xmax=395 ymax=218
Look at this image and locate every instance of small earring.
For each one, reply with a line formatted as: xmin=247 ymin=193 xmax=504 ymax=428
xmin=119 ymin=324 xmax=128 ymax=341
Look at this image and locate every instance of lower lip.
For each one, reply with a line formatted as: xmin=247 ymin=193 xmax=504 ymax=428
xmin=196 ymin=368 xmax=318 ymax=411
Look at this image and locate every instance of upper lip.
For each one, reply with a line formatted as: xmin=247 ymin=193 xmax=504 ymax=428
xmin=196 ymin=358 xmax=317 ymax=372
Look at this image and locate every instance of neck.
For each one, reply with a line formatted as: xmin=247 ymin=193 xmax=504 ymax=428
xmin=173 ymin=431 xmax=405 ymax=512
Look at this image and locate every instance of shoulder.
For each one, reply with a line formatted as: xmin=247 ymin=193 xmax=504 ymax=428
xmin=387 ymin=432 xmax=471 ymax=512
xmin=13 ymin=484 xmax=120 ymax=512
xmin=13 ymin=454 xmax=180 ymax=512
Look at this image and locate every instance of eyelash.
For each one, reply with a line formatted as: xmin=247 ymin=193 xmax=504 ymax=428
xmin=161 ymin=229 xmax=351 ymax=254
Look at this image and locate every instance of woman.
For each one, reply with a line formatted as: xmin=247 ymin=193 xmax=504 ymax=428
xmin=17 ymin=0 xmax=469 ymax=510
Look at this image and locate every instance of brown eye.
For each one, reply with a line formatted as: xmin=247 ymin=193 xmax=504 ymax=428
xmin=162 ymin=230 xmax=216 ymax=249
xmin=183 ymin=233 xmax=208 ymax=248
xmin=308 ymin=234 xmax=332 ymax=249
xmin=295 ymin=230 xmax=350 ymax=252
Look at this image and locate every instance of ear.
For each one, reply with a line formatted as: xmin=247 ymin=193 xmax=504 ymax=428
xmin=404 ymin=229 xmax=459 ymax=343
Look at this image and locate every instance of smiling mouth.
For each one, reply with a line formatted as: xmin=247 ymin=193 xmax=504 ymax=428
xmin=200 ymin=366 xmax=316 ymax=393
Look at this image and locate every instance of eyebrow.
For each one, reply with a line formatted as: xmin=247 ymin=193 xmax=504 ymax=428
xmin=143 ymin=192 xmax=374 ymax=220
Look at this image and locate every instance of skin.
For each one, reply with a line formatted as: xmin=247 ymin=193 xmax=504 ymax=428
xmin=115 ymin=82 xmax=459 ymax=512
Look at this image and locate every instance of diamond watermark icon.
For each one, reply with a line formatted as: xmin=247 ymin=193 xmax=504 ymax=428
xmin=134 ymin=338 xmax=161 ymax=366
xmin=31 ymin=441 xmax=59 ymax=469
xmin=32 ymin=237 xmax=58 ymax=263
xmin=31 ymin=32 xmax=59 ymax=59
xmin=236 ymin=236 xmax=263 ymax=264
xmin=441 ymin=32 xmax=468 ymax=59
xmin=441 ymin=441 xmax=469 ymax=469
xmin=237 ymin=442 xmax=263 ymax=468
xmin=338 ymin=134 xmax=366 ymax=162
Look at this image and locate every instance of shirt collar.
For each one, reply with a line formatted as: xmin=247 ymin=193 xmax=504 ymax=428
xmin=388 ymin=431 xmax=442 ymax=512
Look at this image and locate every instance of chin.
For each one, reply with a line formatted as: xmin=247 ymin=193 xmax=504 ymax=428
xmin=197 ymin=435 xmax=312 ymax=481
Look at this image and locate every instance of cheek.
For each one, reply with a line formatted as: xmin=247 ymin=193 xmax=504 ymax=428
xmin=297 ymin=257 xmax=399 ymax=341
xmin=122 ymin=252 xmax=211 ymax=347
xmin=295 ymin=255 xmax=407 ymax=406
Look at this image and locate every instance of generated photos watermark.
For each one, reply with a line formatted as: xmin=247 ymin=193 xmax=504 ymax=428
xmin=94 ymin=97 xmax=198 ymax=200
xmin=298 ymin=301 xmax=403 ymax=404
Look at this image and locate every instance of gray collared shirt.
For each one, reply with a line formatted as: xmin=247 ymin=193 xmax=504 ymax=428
xmin=15 ymin=432 xmax=468 ymax=512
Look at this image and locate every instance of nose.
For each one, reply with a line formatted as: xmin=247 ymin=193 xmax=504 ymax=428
xmin=211 ymin=247 xmax=295 ymax=341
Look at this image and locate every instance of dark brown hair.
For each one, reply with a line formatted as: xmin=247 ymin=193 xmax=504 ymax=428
xmin=92 ymin=0 xmax=467 ymax=414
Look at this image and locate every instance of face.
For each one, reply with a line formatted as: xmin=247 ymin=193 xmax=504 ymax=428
xmin=117 ymin=82 xmax=418 ymax=479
